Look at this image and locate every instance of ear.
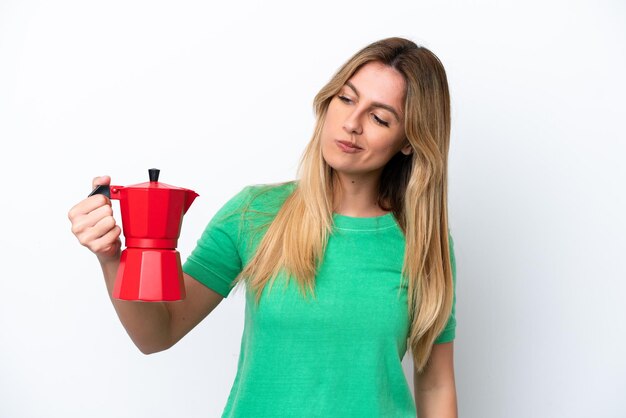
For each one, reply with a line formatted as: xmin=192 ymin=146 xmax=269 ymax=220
xmin=400 ymin=140 xmax=413 ymax=156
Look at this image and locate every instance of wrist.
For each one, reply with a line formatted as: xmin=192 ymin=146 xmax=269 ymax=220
xmin=97 ymin=250 xmax=121 ymax=268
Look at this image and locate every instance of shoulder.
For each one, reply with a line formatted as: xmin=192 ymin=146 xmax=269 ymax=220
xmin=212 ymin=180 xmax=297 ymax=225
xmin=240 ymin=180 xmax=298 ymax=211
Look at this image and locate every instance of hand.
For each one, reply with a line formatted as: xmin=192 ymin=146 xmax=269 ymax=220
xmin=68 ymin=176 xmax=121 ymax=263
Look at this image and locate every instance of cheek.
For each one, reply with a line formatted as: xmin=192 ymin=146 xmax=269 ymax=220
xmin=320 ymin=122 xmax=333 ymax=150
xmin=323 ymin=107 xmax=339 ymax=132
xmin=366 ymin=137 xmax=406 ymax=163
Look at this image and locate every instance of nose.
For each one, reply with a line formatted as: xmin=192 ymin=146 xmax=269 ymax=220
xmin=342 ymin=110 xmax=363 ymax=135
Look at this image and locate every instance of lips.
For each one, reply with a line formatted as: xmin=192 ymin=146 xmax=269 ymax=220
xmin=335 ymin=141 xmax=363 ymax=153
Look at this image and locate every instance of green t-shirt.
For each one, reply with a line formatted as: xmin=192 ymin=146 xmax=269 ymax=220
xmin=183 ymin=181 xmax=457 ymax=418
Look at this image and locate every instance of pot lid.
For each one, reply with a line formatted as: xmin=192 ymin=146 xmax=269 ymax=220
xmin=123 ymin=168 xmax=191 ymax=191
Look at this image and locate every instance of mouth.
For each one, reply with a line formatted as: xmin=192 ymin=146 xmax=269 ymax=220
xmin=335 ymin=140 xmax=363 ymax=151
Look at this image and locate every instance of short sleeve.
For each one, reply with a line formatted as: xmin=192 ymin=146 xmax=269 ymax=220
xmin=434 ymin=232 xmax=457 ymax=344
xmin=182 ymin=186 xmax=252 ymax=298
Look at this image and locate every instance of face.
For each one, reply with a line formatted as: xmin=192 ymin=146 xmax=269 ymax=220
xmin=321 ymin=61 xmax=412 ymax=180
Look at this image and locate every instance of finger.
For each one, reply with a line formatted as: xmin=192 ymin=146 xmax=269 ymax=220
xmin=71 ymin=204 xmax=114 ymax=235
xmin=79 ymin=214 xmax=117 ymax=245
xmin=89 ymin=226 xmax=122 ymax=254
xmin=91 ymin=175 xmax=111 ymax=189
xmin=68 ymin=194 xmax=111 ymax=221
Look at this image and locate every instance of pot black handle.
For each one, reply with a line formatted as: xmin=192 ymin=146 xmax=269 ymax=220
xmin=88 ymin=184 xmax=111 ymax=199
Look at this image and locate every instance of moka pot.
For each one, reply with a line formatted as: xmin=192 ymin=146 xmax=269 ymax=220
xmin=89 ymin=168 xmax=198 ymax=301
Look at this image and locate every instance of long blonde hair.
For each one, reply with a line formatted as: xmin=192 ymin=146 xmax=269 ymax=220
xmin=232 ymin=37 xmax=453 ymax=373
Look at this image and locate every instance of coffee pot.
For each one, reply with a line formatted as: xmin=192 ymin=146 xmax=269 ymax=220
xmin=89 ymin=168 xmax=198 ymax=301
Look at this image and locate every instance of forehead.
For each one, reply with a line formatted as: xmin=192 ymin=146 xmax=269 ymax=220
xmin=345 ymin=61 xmax=406 ymax=110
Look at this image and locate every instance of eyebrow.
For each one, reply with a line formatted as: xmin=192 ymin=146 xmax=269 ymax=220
xmin=345 ymin=81 xmax=402 ymax=123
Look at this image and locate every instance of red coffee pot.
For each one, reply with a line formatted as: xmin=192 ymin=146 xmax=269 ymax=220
xmin=89 ymin=169 xmax=198 ymax=301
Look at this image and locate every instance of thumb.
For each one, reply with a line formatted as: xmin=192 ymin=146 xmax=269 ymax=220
xmin=92 ymin=175 xmax=111 ymax=189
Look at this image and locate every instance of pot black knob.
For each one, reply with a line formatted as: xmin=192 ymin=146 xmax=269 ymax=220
xmin=149 ymin=168 xmax=160 ymax=182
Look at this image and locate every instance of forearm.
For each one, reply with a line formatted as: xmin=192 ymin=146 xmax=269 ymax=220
xmin=99 ymin=255 xmax=172 ymax=354
xmin=415 ymin=384 xmax=458 ymax=418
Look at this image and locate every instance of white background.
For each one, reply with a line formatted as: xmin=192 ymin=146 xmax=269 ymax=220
xmin=1 ymin=0 xmax=625 ymax=417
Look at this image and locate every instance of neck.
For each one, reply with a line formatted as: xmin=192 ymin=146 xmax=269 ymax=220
xmin=331 ymin=170 xmax=388 ymax=217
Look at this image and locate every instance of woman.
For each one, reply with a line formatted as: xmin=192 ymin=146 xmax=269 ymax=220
xmin=68 ymin=36 xmax=458 ymax=417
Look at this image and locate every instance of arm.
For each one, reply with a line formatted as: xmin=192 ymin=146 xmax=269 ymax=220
xmin=100 ymin=256 xmax=223 ymax=354
xmin=413 ymin=341 xmax=458 ymax=418
xmin=70 ymin=176 xmax=224 ymax=354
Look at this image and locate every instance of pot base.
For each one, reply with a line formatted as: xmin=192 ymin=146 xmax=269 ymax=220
xmin=113 ymin=248 xmax=186 ymax=301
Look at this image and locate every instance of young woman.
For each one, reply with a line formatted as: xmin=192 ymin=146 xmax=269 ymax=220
xmin=68 ymin=37 xmax=458 ymax=418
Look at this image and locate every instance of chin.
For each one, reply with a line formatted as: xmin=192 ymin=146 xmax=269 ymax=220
xmin=325 ymin=162 xmax=366 ymax=177
xmin=321 ymin=150 xmax=347 ymax=172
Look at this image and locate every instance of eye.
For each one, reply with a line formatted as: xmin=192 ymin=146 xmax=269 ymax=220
xmin=372 ymin=114 xmax=390 ymax=127
xmin=337 ymin=95 xmax=353 ymax=104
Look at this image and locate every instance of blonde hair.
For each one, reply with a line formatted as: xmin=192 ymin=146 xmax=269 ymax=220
xmin=231 ymin=37 xmax=453 ymax=373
